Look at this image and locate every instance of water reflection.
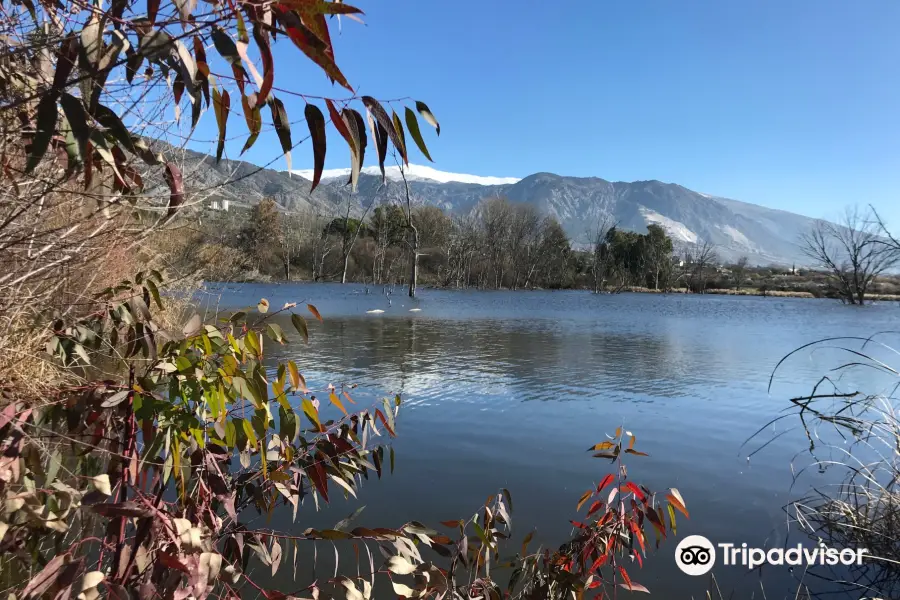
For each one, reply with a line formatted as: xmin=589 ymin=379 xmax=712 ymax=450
xmin=208 ymin=284 xmax=900 ymax=598
xmin=266 ymin=316 xmax=726 ymax=406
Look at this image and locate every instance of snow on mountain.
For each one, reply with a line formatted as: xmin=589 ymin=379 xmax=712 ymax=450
xmin=640 ymin=207 xmax=699 ymax=244
xmin=291 ymin=164 xmax=521 ymax=186
xmin=717 ymin=224 xmax=754 ymax=249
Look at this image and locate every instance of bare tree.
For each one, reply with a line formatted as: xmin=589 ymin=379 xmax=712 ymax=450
xmin=871 ymin=206 xmax=900 ymax=255
xmin=588 ymin=216 xmax=616 ymax=293
xmin=338 ymin=189 xmax=374 ymax=284
xmin=800 ymin=206 xmax=899 ymax=305
xmin=277 ymin=213 xmax=304 ymax=281
xmin=681 ymin=240 xmax=718 ymax=293
xmin=395 ymin=158 xmax=420 ymax=297
xmin=732 ymin=256 xmax=749 ymax=291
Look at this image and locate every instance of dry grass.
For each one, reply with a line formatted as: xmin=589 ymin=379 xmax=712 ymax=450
xmin=748 ymin=335 xmax=900 ymax=598
xmin=617 ymin=286 xmax=818 ymax=298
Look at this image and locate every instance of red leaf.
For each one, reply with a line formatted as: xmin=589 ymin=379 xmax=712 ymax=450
xmin=164 ymin=163 xmax=183 ymax=217
xmin=81 ymin=422 xmax=105 ymax=455
xmin=588 ymin=553 xmax=608 ymax=573
xmin=618 ymin=565 xmax=633 ymax=590
xmin=309 ymin=458 xmax=329 ymax=502
xmin=586 ymin=500 xmax=604 ymax=517
xmin=666 ymin=493 xmax=690 ymax=519
xmin=326 ymin=99 xmax=356 ymax=155
xmin=252 ymin=25 xmax=274 ymax=106
xmin=374 ymin=409 xmax=395 ymax=437
xmin=645 ymin=507 xmax=666 ymax=539
xmin=157 ymin=552 xmax=189 ymax=572
xmin=623 ymin=481 xmax=646 ymax=502
xmin=597 ymin=473 xmax=615 ymax=493
xmin=271 ymin=6 xmax=351 ymax=91
xmin=627 ymin=519 xmax=646 ymax=555
xmin=147 ymin=0 xmax=160 ymax=24
xmin=307 ymin=303 xmax=322 ymax=321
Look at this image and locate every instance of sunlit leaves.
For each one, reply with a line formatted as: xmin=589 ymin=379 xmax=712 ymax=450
xmin=307 ymin=303 xmax=322 ymax=321
xmin=301 ymin=397 xmax=322 ymax=430
xmin=291 ymin=314 xmax=309 ymax=343
xmin=80 ymin=12 xmax=101 ymax=68
xmin=287 ymin=360 xmax=306 ymax=391
xmin=405 ymin=107 xmax=432 ymax=162
xmin=666 ymin=488 xmax=689 ymax=518
xmin=362 ymin=96 xmax=406 ymax=165
xmin=212 ymin=87 xmax=230 ymax=163
xmin=329 ymin=391 xmax=347 ymax=416
xmin=415 ymin=100 xmax=440 ymax=136
xmin=305 ymin=103 xmax=326 ymax=191
xmin=597 ymin=473 xmax=614 ymax=492
xmin=391 ymin=110 xmax=407 ymax=162
xmin=92 ymin=474 xmax=111 ymax=495
xmin=272 ymin=5 xmax=352 ymax=91
xmin=576 ymin=490 xmax=592 ymax=512
xmin=589 ymin=441 xmax=615 ymax=451
xmin=174 ymin=0 xmax=196 ymax=22
xmin=241 ymin=95 xmax=262 ymax=155
xmin=326 ymin=99 xmax=355 ymax=155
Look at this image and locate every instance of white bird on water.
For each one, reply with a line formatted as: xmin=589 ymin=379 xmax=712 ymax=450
xmin=366 ymin=309 xmax=385 ymax=314
xmin=409 ymin=308 xmax=422 ymax=312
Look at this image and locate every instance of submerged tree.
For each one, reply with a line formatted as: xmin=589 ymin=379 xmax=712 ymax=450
xmin=800 ymin=206 xmax=899 ymax=305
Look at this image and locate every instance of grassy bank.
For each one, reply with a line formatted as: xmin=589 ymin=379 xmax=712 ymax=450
xmin=622 ymin=286 xmax=900 ymax=299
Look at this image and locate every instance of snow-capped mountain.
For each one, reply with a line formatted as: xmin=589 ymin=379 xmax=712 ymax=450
xmin=291 ymin=164 xmax=521 ymax=186
xmin=169 ymin=146 xmax=817 ymax=265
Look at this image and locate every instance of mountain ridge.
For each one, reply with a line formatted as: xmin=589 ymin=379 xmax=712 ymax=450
xmin=167 ymin=149 xmax=814 ymax=265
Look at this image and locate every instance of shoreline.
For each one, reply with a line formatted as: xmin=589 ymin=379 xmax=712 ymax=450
xmin=202 ymin=278 xmax=900 ymax=302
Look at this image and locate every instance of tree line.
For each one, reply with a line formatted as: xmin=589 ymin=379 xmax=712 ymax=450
xmin=187 ymin=196 xmax=734 ymax=293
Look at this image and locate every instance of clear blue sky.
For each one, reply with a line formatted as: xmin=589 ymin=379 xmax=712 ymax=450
xmin=195 ymin=0 xmax=900 ymax=226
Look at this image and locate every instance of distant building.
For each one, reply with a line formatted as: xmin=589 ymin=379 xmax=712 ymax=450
xmin=209 ymin=199 xmax=231 ymax=211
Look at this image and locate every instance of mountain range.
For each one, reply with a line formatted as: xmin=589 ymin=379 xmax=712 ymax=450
xmin=170 ymin=147 xmax=817 ymax=265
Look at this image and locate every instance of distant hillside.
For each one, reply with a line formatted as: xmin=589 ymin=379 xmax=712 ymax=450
xmin=161 ymin=146 xmax=820 ymax=265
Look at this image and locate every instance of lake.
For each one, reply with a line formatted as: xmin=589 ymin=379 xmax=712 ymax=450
xmin=200 ymin=283 xmax=900 ymax=598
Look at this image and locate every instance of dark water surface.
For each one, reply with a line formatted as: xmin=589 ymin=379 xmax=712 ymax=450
xmin=201 ymin=283 xmax=900 ymax=598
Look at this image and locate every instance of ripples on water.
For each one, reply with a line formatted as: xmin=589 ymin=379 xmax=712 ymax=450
xmin=201 ymin=282 xmax=900 ymax=598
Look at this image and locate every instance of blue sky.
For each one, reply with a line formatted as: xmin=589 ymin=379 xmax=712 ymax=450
xmin=193 ymin=0 xmax=900 ymax=225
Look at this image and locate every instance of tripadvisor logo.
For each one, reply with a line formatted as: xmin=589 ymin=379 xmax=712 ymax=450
xmin=675 ymin=535 xmax=868 ymax=576
xmin=675 ymin=536 xmax=716 ymax=576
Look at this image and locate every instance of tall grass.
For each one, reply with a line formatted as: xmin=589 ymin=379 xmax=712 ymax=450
xmin=747 ymin=334 xmax=900 ymax=598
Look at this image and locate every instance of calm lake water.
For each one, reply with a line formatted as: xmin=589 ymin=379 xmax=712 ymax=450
xmin=201 ymin=283 xmax=900 ymax=598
